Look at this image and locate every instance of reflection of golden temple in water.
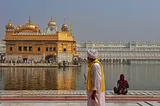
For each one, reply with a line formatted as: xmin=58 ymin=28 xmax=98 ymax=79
xmin=2 ymin=67 xmax=75 ymax=90
xmin=57 ymin=67 xmax=75 ymax=90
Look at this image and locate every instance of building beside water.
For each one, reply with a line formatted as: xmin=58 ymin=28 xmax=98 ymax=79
xmin=3 ymin=17 xmax=160 ymax=64
xmin=0 ymin=40 xmax=6 ymax=62
xmin=4 ymin=17 xmax=77 ymax=63
xmin=77 ymin=41 xmax=160 ymax=63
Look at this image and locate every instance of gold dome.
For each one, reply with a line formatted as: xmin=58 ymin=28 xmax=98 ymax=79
xmin=22 ymin=17 xmax=37 ymax=29
xmin=5 ymin=20 xmax=14 ymax=29
xmin=17 ymin=17 xmax=40 ymax=33
xmin=8 ymin=23 xmax=14 ymax=27
xmin=15 ymin=25 xmax=21 ymax=32
xmin=61 ymin=23 xmax=68 ymax=32
xmin=62 ymin=23 xmax=67 ymax=27
xmin=48 ymin=20 xmax=56 ymax=26
xmin=23 ymin=24 xmax=36 ymax=29
xmin=14 ymin=17 xmax=40 ymax=33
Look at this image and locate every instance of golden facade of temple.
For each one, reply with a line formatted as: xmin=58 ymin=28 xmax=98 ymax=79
xmin=4 ymin=17 xmax=77 ymax=63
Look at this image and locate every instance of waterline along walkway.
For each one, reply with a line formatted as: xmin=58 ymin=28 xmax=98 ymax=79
xmin=0 ymin=63 xmax=81 ymax=67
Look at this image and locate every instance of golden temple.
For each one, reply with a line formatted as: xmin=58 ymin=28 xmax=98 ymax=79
xmin=4 ymin=17 xmax=77 ymax=63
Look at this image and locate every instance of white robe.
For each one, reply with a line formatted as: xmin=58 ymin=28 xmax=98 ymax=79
xmin=87 ymin=63 xmax=105 ymax=106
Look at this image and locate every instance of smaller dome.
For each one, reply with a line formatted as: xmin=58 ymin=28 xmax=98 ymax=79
xmin=5 ymin=20 xmax=14 ymax=29
xmin=15 ymin=25 xmax=21 ymax=32
xmin=62 ymin=23 xmax=67 ymax=27
xmin=48 ymin=20 xmax=56 ymax=26
xmin=8 ymin=23 xmax=14 ymax=27
xmin=61 ymin=23 xmax=68 ymax=32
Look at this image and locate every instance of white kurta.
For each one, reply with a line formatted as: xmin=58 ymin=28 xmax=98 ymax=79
xmin=87 ymin=63 xmax=105 ymax=106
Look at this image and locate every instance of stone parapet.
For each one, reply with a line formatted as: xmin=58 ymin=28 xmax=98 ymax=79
xmin=0 ymin=63 xmax=81 ymax=67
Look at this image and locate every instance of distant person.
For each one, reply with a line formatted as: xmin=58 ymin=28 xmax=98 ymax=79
xmin=86 ymin=49 xmax=105 ymax=106
xmin=114 ymin=74 xmax=129 ymax=95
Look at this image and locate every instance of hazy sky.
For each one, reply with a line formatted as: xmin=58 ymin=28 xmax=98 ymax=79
xmin=1 ymin=0 xmax=160 ymax=42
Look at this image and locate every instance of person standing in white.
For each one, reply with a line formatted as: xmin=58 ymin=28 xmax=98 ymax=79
xmin=86 ymin=49 xmax=105 ymax=106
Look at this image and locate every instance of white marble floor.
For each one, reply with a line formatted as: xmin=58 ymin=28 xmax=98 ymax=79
xmin=0 ymin=101 xmax=159 ymax=106
xmin=1 ymin=90 xmax=160 ymax=96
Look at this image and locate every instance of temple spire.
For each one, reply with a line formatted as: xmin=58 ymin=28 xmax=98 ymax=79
xmin=64 ymin=16 xmax=67 ymax=24
xmin=70 ymin=24 xmax=72 ymax=35
xmin=9 ymin=19 xmax=11 ymax=24
xmin=28 ymin=16 xmax=32 ymax=23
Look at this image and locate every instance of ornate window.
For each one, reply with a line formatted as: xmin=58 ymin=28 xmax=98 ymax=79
xmin=50 ymin=47 xmax=52 ymax=51
xmin=23 ymin=46 xmax=27 ymax=51
xmin=63 ymin=48 xmax=66 ymax=52
xmin=29 ymin=46 xmax=32 ymax=51
xmin=38 ymin=47 xmax=41 ymax=52
xmin=53 ymin=47 xmax=56 ymax=51
xmin=10 ymin=47 xmax=13 ymax=51
xmin=18 ymin=46 xmax=22 ymax=51
xmin=46 ymin=47 xmax=48 ymax=52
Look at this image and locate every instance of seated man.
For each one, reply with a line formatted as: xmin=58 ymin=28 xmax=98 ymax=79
xmin=114 ymin=74 xmax=129 ymax=95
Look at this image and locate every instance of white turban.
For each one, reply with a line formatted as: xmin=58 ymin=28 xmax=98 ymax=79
xmin=87 ymin=49 xmax=98 ymax=59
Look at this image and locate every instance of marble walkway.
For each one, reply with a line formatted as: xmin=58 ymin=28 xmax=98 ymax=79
xmin=0 ymin=90 xmax=159 ymax=106
xmin=0 ymin=101 xmax=160 ymax=106
xmin=0 ymin=90 xmax=160 ymax=96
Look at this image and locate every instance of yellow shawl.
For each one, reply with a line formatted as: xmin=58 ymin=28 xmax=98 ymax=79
xmin=87 ymin=59 xmax=105 ymax=93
